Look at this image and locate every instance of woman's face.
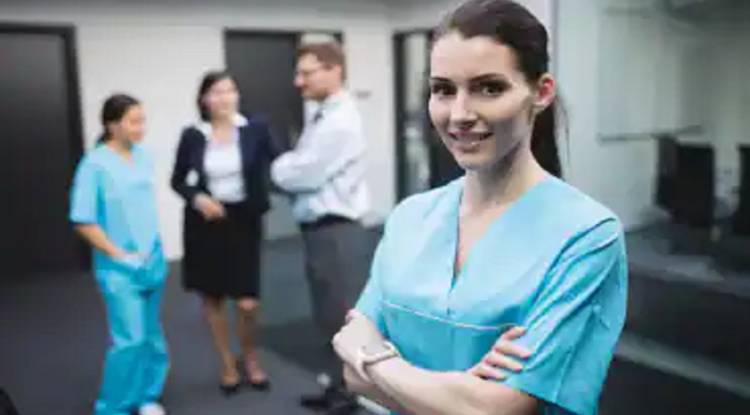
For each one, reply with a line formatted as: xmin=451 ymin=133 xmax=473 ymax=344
xmin=204 ymin=77 xmax=240 ymax=121
xmin=109 ymin=104 xmax=146 ymax=144
xmin=428 ymin=31 xmax=554 ymax=173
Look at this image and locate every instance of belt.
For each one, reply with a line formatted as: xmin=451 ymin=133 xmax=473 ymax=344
xmin=300 ymin=215 xmax=354 ymax=231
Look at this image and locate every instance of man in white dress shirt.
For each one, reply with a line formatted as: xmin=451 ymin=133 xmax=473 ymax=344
xmin=271 ymin=42 xmax=370 ymax=415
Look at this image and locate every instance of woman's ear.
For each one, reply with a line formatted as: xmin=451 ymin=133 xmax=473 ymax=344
xmin=533 ymin=73 xmax=556 ymax=114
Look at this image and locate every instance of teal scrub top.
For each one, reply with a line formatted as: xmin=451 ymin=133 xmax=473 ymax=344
xmin=356 ymin=176 xmax=628 ymax=415
xmin=69 ymin=144 xmax=162 ymax=274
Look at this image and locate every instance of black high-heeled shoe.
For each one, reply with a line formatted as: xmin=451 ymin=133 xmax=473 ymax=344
xmin=244 ymin=355 xmax=271 ymax=391
xmin=219 ymin=380 xmax=241 ymax=397
xmin=248 ymin=378 xmax=271 ymax=391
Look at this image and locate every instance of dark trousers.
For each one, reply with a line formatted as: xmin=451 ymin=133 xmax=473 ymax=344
xmin=301 ymin=218 xmax=370 ymax=384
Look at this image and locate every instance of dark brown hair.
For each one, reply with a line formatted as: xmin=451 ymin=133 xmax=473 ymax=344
xmin=197 ymin=70 xmax=236 ymax=121
xmin=434 ymin=0 xmax=563 ymax=177
xmin=98 ymin=93 xmax=140 ymax=144
xmin=297 ymin=42 xmax=346 ymax=79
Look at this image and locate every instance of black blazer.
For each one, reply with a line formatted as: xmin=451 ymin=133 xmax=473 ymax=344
xmin=170 ymin=115 xmax=280 ymax=216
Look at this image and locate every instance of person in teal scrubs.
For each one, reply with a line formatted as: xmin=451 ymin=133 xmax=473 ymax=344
xmin=70 ymin=94 xmax=169 ymax=415
xmin=332 ymin=1 xmax=627 ymax=415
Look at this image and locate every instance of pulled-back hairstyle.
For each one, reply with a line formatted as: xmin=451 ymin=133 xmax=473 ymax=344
xmin=434 ymin=0 xmax=563 ymax=177
xmin=98 ymin=94 xmax=140 ymax=145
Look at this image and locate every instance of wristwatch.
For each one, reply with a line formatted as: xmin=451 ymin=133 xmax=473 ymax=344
xmin=355 ymin=340 xmax=400 ymax=382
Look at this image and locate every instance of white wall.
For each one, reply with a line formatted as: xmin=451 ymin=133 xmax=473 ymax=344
xmin=558 ymin=0 xmax=750 ymax=228
xmin=596 ymin=5 xmax=704 ymax=138
xmin=0 ymin=0 xmax=396 ymax=259
xmin=556 ymin=0 xmax=653 ymax=228
xmin=557 ymin=0 xmax=699 ymax=228
xmin=581 ymin=1 xmax=706 ymax=227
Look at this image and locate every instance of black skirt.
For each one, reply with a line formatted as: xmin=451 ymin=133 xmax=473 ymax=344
xmin=182 ymin=201 xmax=262 ymax=298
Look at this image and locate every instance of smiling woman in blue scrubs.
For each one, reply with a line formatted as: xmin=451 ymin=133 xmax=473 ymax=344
xmin=332 ymin=1 xmax=628 ymax=414
xmin=70 ymin=94 xmax=169 ymax=415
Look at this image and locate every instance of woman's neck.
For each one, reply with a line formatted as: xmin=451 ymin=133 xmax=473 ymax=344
xmin=462 ymin=145 xmax=547 ymax=213
xmin=210 ymin=116 xmax=236 ymax=143
xmin=211 ymin=115 xmax=234 ymax=130
xmin=106 ymin=138 xmax=133 ymax=156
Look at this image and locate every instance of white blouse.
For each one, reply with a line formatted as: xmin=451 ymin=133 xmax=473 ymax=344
xmin=203 ymin=129 xmax=245 ymax=203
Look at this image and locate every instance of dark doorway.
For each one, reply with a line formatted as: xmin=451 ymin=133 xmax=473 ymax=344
xmin=394 ymin=30 xmax=462 ymax=202
xmin=0 ymin=25 xmax=85 ymax=279
xmin=224 ymin=30 xmax=343 ymax=151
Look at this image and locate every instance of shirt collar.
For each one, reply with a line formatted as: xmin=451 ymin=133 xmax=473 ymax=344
xmin=321 ymin=90 xmax=348 ymax=109
xmin=309 ymin=90 xmax=349 ymax=125
xmin=197 ymin=113 xmax=248 ymax=141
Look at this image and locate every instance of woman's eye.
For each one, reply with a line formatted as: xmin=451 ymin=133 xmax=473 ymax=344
xmin=430 ymin=83 xmax=456 ymax=97
xmin=475 ymin=82 xmax=508 ymax=96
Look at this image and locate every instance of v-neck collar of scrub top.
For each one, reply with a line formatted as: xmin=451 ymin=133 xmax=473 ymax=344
xmin=447 ymin=174 xmax=555 ymax=289
xmin=101 ymin=143 xmax=140 ymax=168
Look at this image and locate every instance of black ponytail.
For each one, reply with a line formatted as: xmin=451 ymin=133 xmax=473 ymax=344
xmin=531 ymin=100 xmax=563 ymax=177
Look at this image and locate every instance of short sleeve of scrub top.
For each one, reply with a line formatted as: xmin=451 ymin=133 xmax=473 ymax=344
xmin=504 ymin=219 xmax=627 ymax=415
xmin=70 ymin=154 xmax=100 ymax=224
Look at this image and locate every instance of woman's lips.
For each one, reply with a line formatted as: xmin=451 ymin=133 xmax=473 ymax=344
xmin=448 ymin=132 xmax=492 ymax=142
xmin=447 ymin=132 xmax=492 ymax=152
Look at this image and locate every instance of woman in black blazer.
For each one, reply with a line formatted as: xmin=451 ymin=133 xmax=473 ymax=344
xmin=171 ymin=71 xmax=278 ymax=395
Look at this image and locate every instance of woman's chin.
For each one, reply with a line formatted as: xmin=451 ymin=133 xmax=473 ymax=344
xmin=452 ymin=153 xmax=493 ymax=172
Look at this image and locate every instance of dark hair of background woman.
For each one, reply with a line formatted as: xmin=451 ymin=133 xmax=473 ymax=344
xmin=98 ymin=93 xmax=140 ymax=145
xmin=196 ymin=70 xmax=236 ymax=122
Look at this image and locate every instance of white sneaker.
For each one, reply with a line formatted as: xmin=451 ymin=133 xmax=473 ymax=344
xmin=139 ymin=402 xmax=166 ymax=415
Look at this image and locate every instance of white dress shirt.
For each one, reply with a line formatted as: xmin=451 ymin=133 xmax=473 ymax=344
xmin=271 ymin=90 xmax=370 ymax=223
xmin=198 ymin=114 xmax=247 ymax=203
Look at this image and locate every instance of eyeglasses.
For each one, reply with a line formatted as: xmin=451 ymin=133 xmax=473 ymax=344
xmin=295 ymin=66 xmax=326 ymax=79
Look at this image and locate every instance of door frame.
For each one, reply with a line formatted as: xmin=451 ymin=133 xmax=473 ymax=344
xmin=0 ymin=22 xmax=87 ymax=271
xmin=393 ymin=29 xmax=433 ymax=202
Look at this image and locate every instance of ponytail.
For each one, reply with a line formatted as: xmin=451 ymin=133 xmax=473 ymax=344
xmin=531 ymin=99 xmax=563 ymax=178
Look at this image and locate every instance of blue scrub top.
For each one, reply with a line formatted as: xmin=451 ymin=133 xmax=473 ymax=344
xmin=70 ymin=144 xmax=162 ymax=273
xmin=357 ymin=176 xmax=628 ymax=415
